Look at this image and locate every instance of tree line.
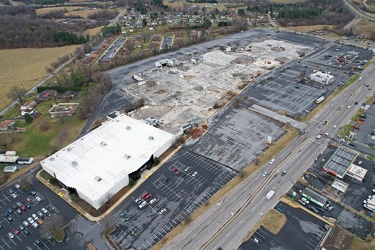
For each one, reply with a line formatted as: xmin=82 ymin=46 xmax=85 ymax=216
xmin=0 ymin=7 xmax=89 ymax=49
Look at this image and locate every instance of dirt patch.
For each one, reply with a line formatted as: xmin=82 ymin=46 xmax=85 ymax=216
xmin=191 ymin=127 xmax=207 ymax=139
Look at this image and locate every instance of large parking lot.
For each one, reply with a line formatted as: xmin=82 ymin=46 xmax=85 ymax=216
xmin=110 ymin=149 xmax=237 ymax=250
xmin=186 ymin=107 xmax=285 ymax=171
xmin=239 ymin=202 xmax=329 ymax=250
xmin=0 ymin=172 xmax=81 ymax=250
xmin=109 ymin=101 xmax=288 ymax=249
xmin=244 ymin=43 xmax=373 ymax=117
xmin=0 ymin=186 xmax=58 ymax=250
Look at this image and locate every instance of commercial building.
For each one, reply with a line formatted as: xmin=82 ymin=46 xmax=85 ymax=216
xmin=310 ymin=71 xmax=334 ymax=85
xmin=41 ymin=114 xmax=175 ymax=210
xmin=322 ymin=147 xmax=357 ymax=179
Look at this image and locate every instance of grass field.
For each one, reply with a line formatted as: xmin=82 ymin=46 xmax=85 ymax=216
xmin=6 ymin=99 xmax=86 ymax=157
xmin=285 ymin=25 xmax=333 ymax=32
xmin=269 ymin=0 xmax=304 ymax=2
xmin=0 ymin=45 xmax=80 ymax=111
xmin=65 ymin=9 xmax=98 ymax=18
xmin=86 ymin=26 xmax=105 ymax=37
xmin=351 ymin=236 xmax=375 ymax=250
xmin=35 ymin=6 xmax=80 ymax=16
xmin=242 ymin=208 xmax=287 ymax=242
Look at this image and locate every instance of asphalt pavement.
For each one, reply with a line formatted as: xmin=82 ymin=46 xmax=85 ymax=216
xmin=166 ymin=60 xmax=375 ymax=249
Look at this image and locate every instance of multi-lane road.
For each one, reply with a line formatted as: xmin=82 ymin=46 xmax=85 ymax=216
xmin=165 ymin=63 xmax=375 ymax=250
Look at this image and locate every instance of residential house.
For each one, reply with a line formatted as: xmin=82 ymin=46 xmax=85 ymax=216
xmin=0 ymin=120 xmax=16 ymax=131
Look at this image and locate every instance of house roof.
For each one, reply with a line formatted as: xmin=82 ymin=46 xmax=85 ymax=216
xmin=0 ymin=120 xmax=15 ymax=129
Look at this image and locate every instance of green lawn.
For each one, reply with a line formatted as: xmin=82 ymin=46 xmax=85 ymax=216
xmin=338 ymin=124 xmax=354 ymax=138
xmin=4 ymin=98 xmax=86 ymax=157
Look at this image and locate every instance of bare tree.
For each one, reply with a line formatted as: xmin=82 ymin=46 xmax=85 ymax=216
xmin=6 ymin=85 xmax=26 ymax=105
xmin=38 ymin=119 xmax=49 ymax=131
xmin=39 ymin=214 xmax=64 ymax=237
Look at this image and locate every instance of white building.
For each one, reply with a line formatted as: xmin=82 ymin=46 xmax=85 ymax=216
xmin=309 ymin=71 xmax=334 ymax=85
xmin=41 ymin=114 xmax=175 ymax=210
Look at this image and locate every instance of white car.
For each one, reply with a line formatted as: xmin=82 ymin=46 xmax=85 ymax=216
xmin=27 ymin=217 xmax=34 ymax=224
xmin=32 ymin=214 xmax=38 ymax=220
xmin=7 ymin=232 xmax=14 ymax=239
xmin=23 ymin=221 xmax=30 ymax=227
xmin=192 ymin=172 xmax=198 ymax=177
xmin=11 ymin=193 xmax=18 ymax=199
xmin=32 ymin=222 xmax=39 ymax=228
xmin=139 ymin=201 xmax=147 ymax=209
xmin=159 ymin=208 xmax=167 ymax=215
xmin=15 ymin=184 xmax=21 ymax=189
xmin=149 ymin=198 xmax=157 ymax=205
xmin=269 ymin=159 xmax=275 ymax=164
xmin=41 ymin=207 xmax=48 ymax=214
xmin=35 ymin=196 xmax=42 ymax=202
xmin=301 ymin=197 xmax=309 ymax=204
xmin=263 ymin=172 xmax=269 ymax=177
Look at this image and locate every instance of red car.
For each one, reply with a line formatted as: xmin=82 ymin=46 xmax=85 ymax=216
xmin=145 ymin=194 xmax=152 ymax=200
xmin=12 ymin=228 xmax=20 ymax=235
xmin=141 ymin=191 xmax=148 ymax=199
xmin=354 ymin=125 xmax=360 ymax=130
xmin=20 ymin=205 xmax=26 ymax=212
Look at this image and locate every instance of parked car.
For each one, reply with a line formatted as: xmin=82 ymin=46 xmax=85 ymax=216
xmin=35 ymin=196 xmax=42 ymax=202
xmin=32 ymin=214 xmax=38 ymax=220
xmin=34 ymin=239 xmax=43 ymax=246
xmin=27 ymin=217 xmax=34 ymax=224
xmin=192 ymin=171 xmax=198 ymax=177
xmin=17 ymin=225 xmax=25 ymax=231
xmin=301 ymin=197 xmax=310 ymax=204
xmin=184 ymin=167 xmax=191 ymax=172
xmin=23 ymin=229 xmax=30 ymax=236
xmin=20 ymin=205 xmax=26 ymax=212
xmin=15 ymin=184 xmax=21 ymax=189
xmin=12 ymin=228 xmax=20 ymax=235
xmin=36 ymin=218 xmax=43 ymax=225
xmin=149 ymin=198 xmax=157 ymax=205
xmin=135 ymin=198 xmax=143 ymax=204
xmin=7 ymin=208 xmax=13 ymax=215
xmin=297 ymin=199 xmax=306 ymax=206
xmin=7 ymin=232 xmax=14 ymax=239
xmin=140 ymin=191 xmax=148 ymax=199
xmin=8 ymin=189 xmax=14 ymax=194
xmin=11 ymin=193 xmax=18 ymax=199
xmin=41 ymin=207 xmax=48 ymax=214
xmin=25 ymin=204 xmax=31 ymax=209
xmin=32 ymin=222 xmax=39 ymax=229
xmin=29 ymin=191 xmax=37 ymax=196
xmin=159 ymin=208 xmax=167 ymax=215
xmin=16 ymin=202 xmax=23 ymax=208
xmin=37 ymin=211 xmax=44 ymax=218
xmin=16 ymin=209 xmax=22 ymax=215
xmin=139 ymin=201 xmax=147 ymax=209
xmin=22 ymin=221 xmax=30 ymax=227
xmin=145 ymin=194 xmax=152 ymax=200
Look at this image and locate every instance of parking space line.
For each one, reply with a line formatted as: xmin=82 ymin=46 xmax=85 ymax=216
xmin=1 ymin=239 xmax=10 ymax=249
xmin=2 ymin=195 xmax=10 ymax=202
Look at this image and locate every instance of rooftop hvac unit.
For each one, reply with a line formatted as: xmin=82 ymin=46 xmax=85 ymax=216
xmin=71 ymin=161 xmax=78 ymax=166
xmin=149 ymin=136 xmax=154 ymax=140
xmin=95 ymin=176 xmax=102 ymax=182
xmin=126 ymin=126 xmax=131 ymax=130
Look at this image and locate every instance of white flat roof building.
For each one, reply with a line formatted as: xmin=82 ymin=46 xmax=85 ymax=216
xmin=310 ymin=71 xmax=334 ymax=85
xmin=41 ymin=114 xmax=175 ymax=210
